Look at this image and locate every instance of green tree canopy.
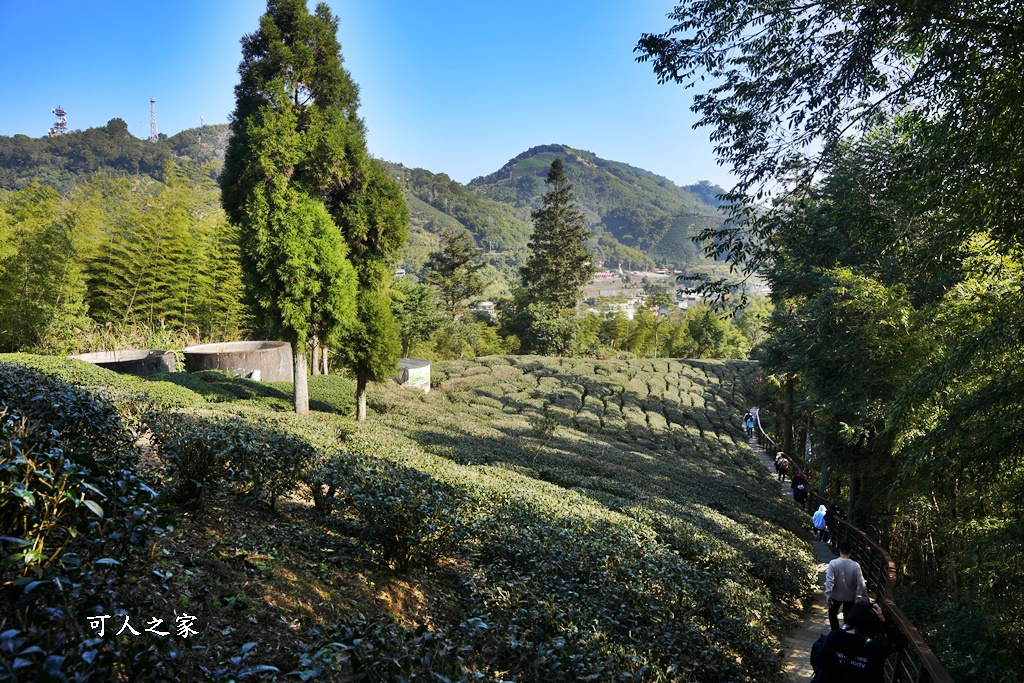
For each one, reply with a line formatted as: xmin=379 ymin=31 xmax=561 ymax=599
xmin=637 ymin=1 xmax=1024 ymax=291
xmin=520 ymin=158 xmax=595 ymax=312
xmin=390 ymin=278 xmax=444 ymax=357
xmin=334 ymin=157 xmax=408 ymax=420
xmin=0 ymin=184 xmax=89 ymax=353
xmin=221 ymin=0 xmax=363 ymax=414
xmin=424 ymin=226 xmax=485 ymax=319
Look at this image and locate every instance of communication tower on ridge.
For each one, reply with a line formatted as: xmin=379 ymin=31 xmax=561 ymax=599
xmin=149 ymin=98 xmax=159 ymax=142
xmin=48 ymin=106 xmax=68 ymax=137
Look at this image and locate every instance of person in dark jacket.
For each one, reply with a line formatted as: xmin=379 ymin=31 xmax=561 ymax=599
xmin=823 ymin=505 xmax=844 ymax=543
xmin=790 ymin=471 xmax=809 ymax=509
xmin=811 ymin=599 xmax=908 ymax=683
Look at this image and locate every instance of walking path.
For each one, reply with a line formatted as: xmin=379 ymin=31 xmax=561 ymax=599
xmin=749 ymin=437 xmax=835 ymax=682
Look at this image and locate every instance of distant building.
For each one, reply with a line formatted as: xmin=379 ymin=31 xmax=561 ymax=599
xmin=470 ymin=300 xmax=497 ymax=320
xmin=676 ymin=292 xmax=703 ymax=309
xmin=603 ymin=301 xmax=635 ymax=320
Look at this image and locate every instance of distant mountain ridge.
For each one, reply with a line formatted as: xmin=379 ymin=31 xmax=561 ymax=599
xmin=0 ymin=124 xmax=725 ymax=277
xmin=0 ymin=119 xmax=229 ymax=193
xmin=467 ymin=143 xmax=726 ymax=264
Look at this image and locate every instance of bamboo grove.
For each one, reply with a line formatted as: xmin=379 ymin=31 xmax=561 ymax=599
xmin=0 ymin=165 xmax=247 ymax=354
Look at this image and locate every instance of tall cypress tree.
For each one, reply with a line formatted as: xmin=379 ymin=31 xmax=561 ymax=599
xmin=334 ymin=157 xmax=408 ymax=420
xmin=221 ymin=0 xmax=362 ymax=414
xmin=506 ymin=158 xmax=595 ymax=356
xmin=520 ymin=158 xmax=594 ymax=312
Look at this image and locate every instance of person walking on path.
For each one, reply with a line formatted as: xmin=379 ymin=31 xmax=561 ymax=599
xmin=777 ymin=454 xmax=790 ymax=482
xmin=812 ymin=504 xmax=828 ymax=541
xmin=824 ymin=504 xmax=843 ymax=542
xmin=790 ymin=471 xmax=809 ymax=509
xmin=743 ymin=410 xmax=755 ymax=438
xmin=811 ymin=599 xmax=908 ymax=683
xmin=824 ymin=540 xmax=868 ymax=631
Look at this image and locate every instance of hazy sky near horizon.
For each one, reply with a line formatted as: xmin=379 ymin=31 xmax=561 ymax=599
xmin=0 ymin=1 xmax=733 ymax=188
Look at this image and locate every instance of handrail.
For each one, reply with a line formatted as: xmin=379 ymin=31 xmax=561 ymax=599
xmin=806 ymin=492 xmax=954 ymax=683
xmin=752 ymin=408 xmax=777 ymax=454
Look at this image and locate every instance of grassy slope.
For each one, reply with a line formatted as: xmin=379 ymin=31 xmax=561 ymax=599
xmin=1 ymin=354 xmax=815 ymax=681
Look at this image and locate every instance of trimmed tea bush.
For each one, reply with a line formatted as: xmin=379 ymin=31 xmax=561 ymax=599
xmin=0 ymin=363 xmax=174 ymax=681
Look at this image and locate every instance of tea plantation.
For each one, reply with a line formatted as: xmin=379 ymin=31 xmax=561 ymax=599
xmin=0 ymin=354 xmax=816 ymax=682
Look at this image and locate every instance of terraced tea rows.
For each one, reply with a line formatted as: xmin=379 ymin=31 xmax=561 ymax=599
xmin=424 ymin=355 xmax=761 ymax=475
xmin=357 ymin=356 xmax=816 ymax=681
xmin=2 ymin=354 xmax=815 ymax=682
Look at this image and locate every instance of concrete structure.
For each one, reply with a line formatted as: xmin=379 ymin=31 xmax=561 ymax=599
xmin=470 ymin=301 xmax=497 ymax=320
xmin=71 ymin=350 xmax=176 ymax=377
xmin=676 ymin=294 xmax=703 ymax=309
xmin=182 ymin=341 xmax=293 ymax=382
xmin=396 ymin=358 xmax=430 ymax=393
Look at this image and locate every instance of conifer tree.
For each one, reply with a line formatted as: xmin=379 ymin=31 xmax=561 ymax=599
xmin=508 ymin=158 xmax=595 ymax=355
xmin=520 ymin=158 xmax=594 ymax=312
xmin=221 ymin=0 xmax=362 ymax=414
xmin=333 ymin=157 xmax=408 ymax=420
xmin=424 ymin=226 xmax=485 ymax=319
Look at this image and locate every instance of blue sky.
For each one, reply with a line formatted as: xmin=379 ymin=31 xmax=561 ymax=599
xmin=0 ymin=1 xmax=731 ymax=188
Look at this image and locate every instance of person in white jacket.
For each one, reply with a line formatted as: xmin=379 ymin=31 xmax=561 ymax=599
xmin=824 ymin=540 xmax=868 ymax=630
xmin=812 ymin=504 xmax=827 ymax=541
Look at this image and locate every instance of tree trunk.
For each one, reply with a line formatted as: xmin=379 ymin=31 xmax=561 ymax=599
xmin=293 ymin=338 xmax=309 ymax=415
xmin=847 ymin=475 xmax=864 ymax=528
xmin=849 ymin=471 xmax=864 ymax=527
xmin=818 ymin=463 xmax=830 ymax=498
xmin=782 ymin=374 xmax=795 ymax=457
xmin=804 ymin=413 xmax=814 ymax=473
xmin=355 ymin=374 xmax=367 ymax=421
xmin=322 ymin=347 xmax=329 ymax=375
xmin=312 ymin=338 xmax=321 ymax=375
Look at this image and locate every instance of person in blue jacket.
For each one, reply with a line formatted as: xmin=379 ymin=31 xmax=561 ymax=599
xmin=743 ymin=410 xmax=755 ymax=438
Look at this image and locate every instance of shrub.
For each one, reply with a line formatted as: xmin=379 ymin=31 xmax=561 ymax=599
xmin=143 ymin=409 xmax=334 ymax=506
xmin=158 ymin=369 xmax=286 ymax=404
xmin=0 ymin=363 xmax=174 ymax=681
xmin=306 ymin=374 xmax=356 ymax=414
xmin=345 ymin=461 xmax=469 ymax=572
xmin=0 ymin=353 xmax=203 ymax=411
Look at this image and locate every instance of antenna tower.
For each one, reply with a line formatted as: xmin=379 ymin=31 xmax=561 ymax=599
xmin=48 ymin=106 xmax=68 ymax=137
xmin=149 ymin=98 xmax=158 ymax=142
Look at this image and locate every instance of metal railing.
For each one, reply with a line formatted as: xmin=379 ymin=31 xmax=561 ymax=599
xmin=806 ymin=491 xmax=954 ymax=683
xmin=752 ymin=408 xmax=778 ymax=456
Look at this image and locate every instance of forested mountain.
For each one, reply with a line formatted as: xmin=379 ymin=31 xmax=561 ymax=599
xmin=384 ymin=162 xmax=531 ymax=252
xmin=0 ymin=119 xmax=230 ymax=192
xmin=0 ymin=125 xmax=727 ymax=288
xmin=384 ymin=145 xmax=728 ymax=286
xmin=470 ymin=144 xmax=727 ymax=264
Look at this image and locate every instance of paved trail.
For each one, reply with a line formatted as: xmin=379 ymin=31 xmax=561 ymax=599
xmin=749 ymin=437 xmax=835 ymax=682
